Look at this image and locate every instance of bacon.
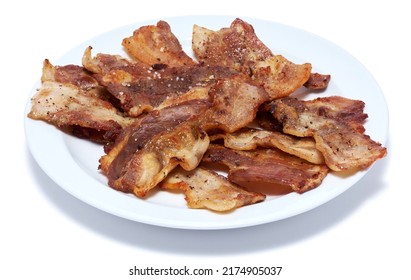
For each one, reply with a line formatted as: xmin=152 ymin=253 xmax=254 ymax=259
xmin=99 ymin=99 xmax=211 ymax=195
xmin=122 ymin=20 xmax=197 ymax=67
xmin=82 ymin=46 xmax=146 ymax=76
xmin=304 ymin=73 xmax=331 ymax=90
xmin=96 ymin=64 xmax=237 ymax=117
xmin=269 ymin=96 xmax=386 ymax=171
xmin=203 ymin=144 xmax=329 ymax=194
xmin=108 ymin=121 xmax=209 ymax=198
xmin=159 ymin=167 xmax=265 ymax=211
xmin=192 ymin=18 xmax=273 ymax=71
xmin=192 ymin=18 xmax=315 ymax=99
xmin=203 ymin=75 xmax=270 ymax=133
xmin=252 ymin=55 xmax=312 ymax=99
xmin=211 ymin=128 xmax=324 ymax=164
xmin=306 ymin=96 xmax=368 ymax=133
xmin=28 ymin=60 xmax=133 ymax=142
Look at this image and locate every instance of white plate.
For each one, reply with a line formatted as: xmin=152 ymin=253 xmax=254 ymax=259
xmin=24 ymin=15 xmax=388 ymax=230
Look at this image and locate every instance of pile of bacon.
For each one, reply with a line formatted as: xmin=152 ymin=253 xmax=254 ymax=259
xmin=28 ymin=18 xmax=386 ymax=212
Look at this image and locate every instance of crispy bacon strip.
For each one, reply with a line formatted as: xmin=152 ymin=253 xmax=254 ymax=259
xmin=305 ymin=96 xmax=368 ymax=133
xmin=110 ymin=121 xmax=209 ymax=197
xmin=28 ymin=60 xmax=133 ymax=142
xmin=82 ymin=46 xmax=146 ymax=76
xmin=99 ymin=100 xmax=211 ymax=195
xmin=160 ymin=167 xmax=265 ymax=211
xmin=192 ymin=18 xmax=273 ymax=71
xmin=304 ymin=73 xmax=331 ymax=90
xmin=252 ymin=56 xmax=312 ymax=99
xmin=203 ymin=145 xmax=329 ymax=193
xmin=192 ymin=18 xmax=314 ymax=99
xmin=203 ymin=75 xmax=270 ymax=133
xmin=122 ymin=20 xmax=197 ymax=67
xmin=96 ymin=64 xmax=237 ymax=117
xmin=211 ymin=128 xmax=324 ymax=164
xmin=270 ymin=96 xmax=386 ymax=171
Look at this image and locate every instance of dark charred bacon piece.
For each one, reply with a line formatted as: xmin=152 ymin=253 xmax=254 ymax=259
xmin=159 ymin=166 xmax=265 ymax=211
xmin=269 ymin=96 xmax=386 ymax=171
xmin=122 ymin=20 xmax=197 ymax=67
xmin=203 ymin=144 xmax=329 ymax=194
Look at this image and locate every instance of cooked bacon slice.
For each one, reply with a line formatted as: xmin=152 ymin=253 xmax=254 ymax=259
xmin=96 ymin=64 xmax=237 ymax=117
xmin=306 ymin=96 xmax=368 ymax=133
xmin=192 ymin=18 xmax=273 ymax=71
xmin=203 ymin=75 xmax=270 ymax=133
xmin=122 ymin=20 xmax=197 ymax=67
xmin=82 ymin=46 xmax=150 ymax=79
xmin=203 ymin=145 xmax=329 ymax=193
xmin=155 ymin=86 xmax=210 ymax=110
xmin=159 ymin=167 xmax=265 ymax=211
xmin=304 ymin=73 xmax=331 ymax=90
xmin=41 ymin=58 xmax=110 ymax=100
xmin=252 ymin=56 xmax=311 ymax=99
xmin=109 ymin=121 xmax=209 ymax=198
xmin=192 ymin=18 xmax=314 ymax=99
xmin=211 ymin=128 xmax=324 ymax=164
xmin=28 ymin=60 xmax=133 ymax=142
xmin=270 ymin=96 xmax=386 ymax=171
xmin=99 ymin=99 xmax=211 ymax=195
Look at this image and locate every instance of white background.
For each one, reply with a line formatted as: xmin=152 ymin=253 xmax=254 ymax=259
xmin=1 ymin=0 xmax=408 ymax=279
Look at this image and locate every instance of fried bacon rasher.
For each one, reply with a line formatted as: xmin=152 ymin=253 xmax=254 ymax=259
xmin=160 ymin=167 xmax=265 ymax=211
xmin=203 ymin=144 xmax=329 ymax=194
xmin=210 ymin=127 xmax=325 ymax=165
xmin=107 ymin=120 xmax=209 ymax=198
xmin=28 ymin=60 xmax=134 ymax=142
xmin=192 ymin=18 xmax=323 ymax=99
xmin=122 ymin=20 xmax=197 ymax=67
xmin=99 ymin=100 xmax=211 ymax=194
xmin=97 ymin=64 xmax=238 ymax=117
xmin=268 ymin=96 xmax=386 ymax=171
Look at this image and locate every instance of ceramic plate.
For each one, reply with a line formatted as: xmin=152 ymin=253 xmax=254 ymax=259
xmin=24 ymin=16 xmax=388 ymax=230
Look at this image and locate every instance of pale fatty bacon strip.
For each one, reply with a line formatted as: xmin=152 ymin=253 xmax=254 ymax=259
xmin=210 ymin=127 xmax=325 ymax=165
xmin=270 ymin=96 xmax=387 ymax=171
xmin=122 ymin=20 xmax=197 ymax=67
xmin=203 ymin=144 xmax=329 ymax=194
xmin=159 ymin=167 xmax=265 ymax=212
